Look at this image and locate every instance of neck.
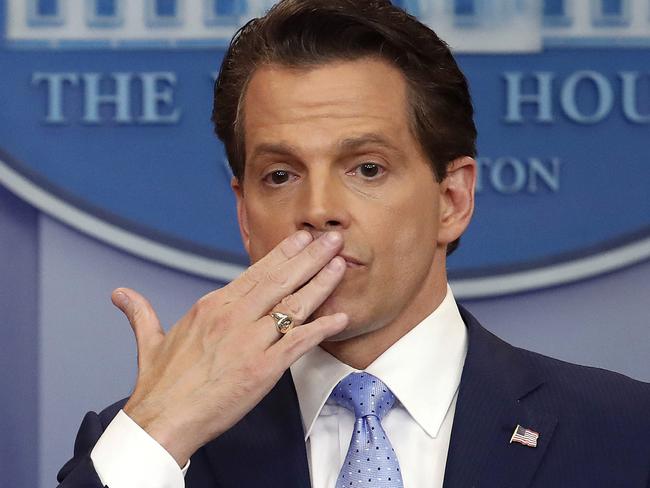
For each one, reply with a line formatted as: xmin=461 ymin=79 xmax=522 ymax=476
xmin=320 ymin=271 xmax=448 ymax=370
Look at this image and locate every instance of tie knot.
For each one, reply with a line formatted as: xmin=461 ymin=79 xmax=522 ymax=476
xmin=330 ymin=372 xmax=397 ymax=420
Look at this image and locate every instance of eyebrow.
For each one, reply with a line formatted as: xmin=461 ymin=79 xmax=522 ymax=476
xmin=338 ymin=133 xmax=400 ymax=153
xmin=249 ymin=133 xmax=400 ymax=161
xmin=249 ymin=142 xmax=298 ymax=161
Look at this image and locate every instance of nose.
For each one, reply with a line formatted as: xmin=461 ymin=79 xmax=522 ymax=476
xmin=296 ymin=173 xmax=351 ymax=236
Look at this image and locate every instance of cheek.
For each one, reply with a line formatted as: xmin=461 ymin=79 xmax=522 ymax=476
xmin=377 ymin=197 xmax=438 ymax=270
xmin=388 ymin=185 xmax=438 ymax=236
xmin=387 ymin=226 xmax=433 ymax=273
xmin=245 ymin=206 xmax=294 ymax=263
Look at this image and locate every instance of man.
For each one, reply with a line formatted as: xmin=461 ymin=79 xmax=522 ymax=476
xmin=57 ymin=1 xmax=650 ymax=487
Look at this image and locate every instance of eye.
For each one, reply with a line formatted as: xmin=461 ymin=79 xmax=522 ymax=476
xmin=351 ymin=162 xmax=385 ymax=179
xmin=263 ymin=170 xmax=293 ymax=186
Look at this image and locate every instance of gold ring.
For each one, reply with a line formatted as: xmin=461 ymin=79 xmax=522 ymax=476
xmin=270 ymin=312 xmax=294 ymax=334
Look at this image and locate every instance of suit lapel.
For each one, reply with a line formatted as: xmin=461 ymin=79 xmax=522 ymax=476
xmin=200 ymin=307 xmax=559 ymax=488
xmin=203 ymin=371 xmax=311 ymax=488
xmin=443 ymin=307 xmax=557 ymax=488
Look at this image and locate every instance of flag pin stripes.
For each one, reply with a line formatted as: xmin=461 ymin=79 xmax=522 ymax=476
xmin=510 ymin=424 xmax=539 ymax=448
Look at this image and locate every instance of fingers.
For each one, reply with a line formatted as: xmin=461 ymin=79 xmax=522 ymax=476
xmin=220 ymin=231 xmax=314 ymax=300
xmin=111 ymin=288 xmax=165 ymax=366
xmin=254 ymin=256 xmax=347 ymax=344
xmin=267 ymin=312 xmax=349 ymax=372
xmin=237 ymin=232 xmax=344 ymax=321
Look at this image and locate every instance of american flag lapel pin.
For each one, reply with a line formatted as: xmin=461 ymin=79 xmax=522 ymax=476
xmin=510 ymin=424 xmax=539 ymax=448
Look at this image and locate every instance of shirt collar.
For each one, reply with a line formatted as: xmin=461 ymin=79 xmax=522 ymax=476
xmin=290 ymin=284 xmax=468 ymax=441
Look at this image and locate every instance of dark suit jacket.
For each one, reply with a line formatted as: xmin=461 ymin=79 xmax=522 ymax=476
xmin=57 ymin=307 xmax=650 ymax=487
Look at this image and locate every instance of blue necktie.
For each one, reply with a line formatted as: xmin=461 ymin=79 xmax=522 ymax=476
xmin=330 ymin=372 xmax=404 ymax=487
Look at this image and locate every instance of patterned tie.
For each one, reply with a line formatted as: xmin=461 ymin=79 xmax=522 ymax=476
xmin=330 ymin=372 xmax=404 ymax=487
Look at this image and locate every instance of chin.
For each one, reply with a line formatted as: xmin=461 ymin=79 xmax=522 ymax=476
xmin=313 ymin=303 xmax=382 ymax=343
xmin=309 ymin=287 xmax=354 ymax=322
xmin=322 ymin=324 xmax=367 ymax=342
xmin=308 ymin=283 xmax=383 ymax=341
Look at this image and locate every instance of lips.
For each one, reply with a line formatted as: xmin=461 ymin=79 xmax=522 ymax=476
xmin=338 ymin=254 xmax=364 ymax=268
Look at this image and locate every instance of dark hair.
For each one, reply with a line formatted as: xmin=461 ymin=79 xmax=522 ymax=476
xmin=212 ymin=0 xmax=476 ymax=255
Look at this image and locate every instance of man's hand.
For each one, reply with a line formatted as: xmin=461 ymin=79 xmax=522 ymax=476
xmin=110 ymin=231 xmax=348 ymax=466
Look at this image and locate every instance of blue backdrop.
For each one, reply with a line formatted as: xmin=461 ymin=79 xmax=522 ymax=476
xmin=0 ymin=1 xmax=648 ymax=486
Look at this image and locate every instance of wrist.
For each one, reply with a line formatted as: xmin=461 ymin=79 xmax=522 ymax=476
xmin=123 ymin=401 xmax=201 ymax=467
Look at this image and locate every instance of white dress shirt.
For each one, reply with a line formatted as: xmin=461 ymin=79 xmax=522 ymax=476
xmin=290 ymin=285 xmax=467 ymax=488
xmin=91 ymin=285 xmax=467 ymax=488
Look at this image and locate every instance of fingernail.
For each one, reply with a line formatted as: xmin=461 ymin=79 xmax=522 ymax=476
xmin=326 ymin=257 xmax=344 ymax=271
xmin=294 ymin=231 xmax=312 ymax=247
xmin=324 ymin=232 xmax=342 ymax=246
xmin=114 ymin=291 xmax=130 ymax=307
xmin=333 ymin=312 xmax=348 ymax=325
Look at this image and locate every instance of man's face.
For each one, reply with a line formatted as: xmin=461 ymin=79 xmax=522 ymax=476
xmin=234 ymin=58 xmax=451 ymax=340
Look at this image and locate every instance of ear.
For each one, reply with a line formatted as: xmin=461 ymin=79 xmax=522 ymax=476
xmin=231 ymin=177 xmax=251 ymax=255
xmin=437 ymin=156 xmax=476 ymax=247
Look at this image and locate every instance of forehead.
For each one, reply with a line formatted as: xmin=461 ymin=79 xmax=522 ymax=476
xmin=241 ymin=58 xmax=414 ymax=156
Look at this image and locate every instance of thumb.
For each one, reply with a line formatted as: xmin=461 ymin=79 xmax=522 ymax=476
xmin=112 ymin=287 xmax=164 ymax=364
